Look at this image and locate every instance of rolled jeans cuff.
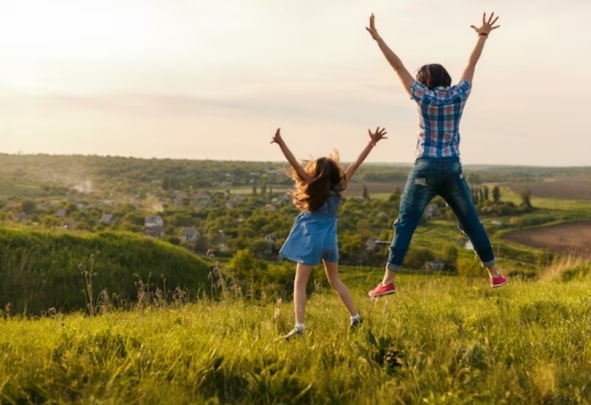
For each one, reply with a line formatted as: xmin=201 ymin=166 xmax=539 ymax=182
xmin=482 ymin=259 xmax=495 ymax=268
xmin=386 ymin=263 xmax=400 ymax=272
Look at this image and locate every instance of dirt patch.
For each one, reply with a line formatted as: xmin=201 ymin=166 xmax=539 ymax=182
xmin=503 ymin=221 xmax=591 ymax=257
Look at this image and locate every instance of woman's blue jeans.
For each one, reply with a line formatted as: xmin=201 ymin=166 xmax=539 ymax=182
xmin=386 ymin=157 xmax=495 ymax=271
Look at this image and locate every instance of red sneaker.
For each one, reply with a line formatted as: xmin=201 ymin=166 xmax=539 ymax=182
xmin=490 ymin=274 xmax=507 ymax=288
xmin=368 ymin=282 xmax=396 ymax=298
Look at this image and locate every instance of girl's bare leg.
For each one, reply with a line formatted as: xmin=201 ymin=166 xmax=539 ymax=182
xmin=294 ymin=263 xmax=313 ymax=325
xmin=322 ymin=260 xmax=358 ymax=316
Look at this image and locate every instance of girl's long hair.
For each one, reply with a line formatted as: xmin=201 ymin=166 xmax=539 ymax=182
xmin=289 ymin=152 xmax=345 ymax=212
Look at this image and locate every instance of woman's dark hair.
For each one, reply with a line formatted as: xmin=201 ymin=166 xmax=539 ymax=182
xmin=416 ymin=64 xmax=452 ymax=89
xmin=290 ymin=154 xmax=345 ymax=212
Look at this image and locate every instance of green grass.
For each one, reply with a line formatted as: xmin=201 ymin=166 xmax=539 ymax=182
xmin=0 ymin=228 xmax=213 ymax=315
xmin=499 ymin=186 xmax=591 ymax=214
xmin=2 ymin=266 xmax=591 ymax=404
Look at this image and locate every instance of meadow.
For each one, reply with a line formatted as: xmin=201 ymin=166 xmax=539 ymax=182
xmin=1 ymin=257 xmax=591 ymax=404
xmin=2 ymin=157 xmax=591 ymax=403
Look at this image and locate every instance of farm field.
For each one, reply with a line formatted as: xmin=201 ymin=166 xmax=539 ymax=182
xmin=344 ymin=181 xmax=406 ymax=196
xmin=504 ymin=176 xmax=591 ymax=200
xmin=503 ymin=221 xmax=591 ymax=258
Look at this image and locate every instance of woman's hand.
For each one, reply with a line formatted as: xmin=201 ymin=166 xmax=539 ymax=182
xmin=470 ymin=12 xmax=500 ymax=36
xmin=366 ymin=13 xmax=381 ymax=41
xmin=368 ymin=126 xmax=388 ymax=145
xmin=271 ymin=128 xmax=283 ymax=144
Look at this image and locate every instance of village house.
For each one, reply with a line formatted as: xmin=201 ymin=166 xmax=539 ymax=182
xmin=99 ymin=213 xmax=115 ymax=225
xmin=144 ymin=215 xmax=164 ymax=237
xmin=424 ymin=203 xmax=440 ymax=219
xmin=265 ymin=234 xmax=278 ymax=245
xmin=425 ymin=260 xmax=446 ymax=271
xmin=179 ymin=226 xmax=200 ymax=243
xmin=55 ymin=208 xmax=67 ymax=218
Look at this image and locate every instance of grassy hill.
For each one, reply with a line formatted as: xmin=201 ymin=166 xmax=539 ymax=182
xmin=0 ymin=228 xmax=213 ymax=315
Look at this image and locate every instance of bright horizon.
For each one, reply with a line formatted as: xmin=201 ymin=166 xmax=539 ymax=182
xmin=1 ymin=1 xmax=589 ymax=167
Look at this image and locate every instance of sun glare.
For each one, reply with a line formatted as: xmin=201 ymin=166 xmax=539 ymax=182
xmin=0 ymin=1 xmax=156 ymax=90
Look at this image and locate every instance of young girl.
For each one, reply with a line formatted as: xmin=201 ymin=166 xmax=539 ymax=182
xmin=365 ymin=12 xmax=507 ymax=298
xmin=272 ymin=126 xmax=387 ymax=338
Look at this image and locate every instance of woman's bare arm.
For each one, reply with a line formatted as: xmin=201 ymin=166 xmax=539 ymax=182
xmin=461 ymin=12 xmax=500 ymax=84
xmin=366 ymin=14 xmax=414 ymax=96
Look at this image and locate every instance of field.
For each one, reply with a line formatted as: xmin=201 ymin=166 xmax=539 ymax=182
xmin=504 ymin=176 xmax=591 ymax=200
xmin=2 ymin=161 xmax=591 ymax=403
xmin=503 ymin=221 xmax=591 ymax=258
xmin=352 ymin=177 xmax=591 ymax=260
xmin=345 ymin=181 xmax=406 ymax=196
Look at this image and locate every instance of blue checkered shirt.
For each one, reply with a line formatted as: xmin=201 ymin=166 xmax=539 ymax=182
xmin=410 ymin=80 xmax=471 ymax=158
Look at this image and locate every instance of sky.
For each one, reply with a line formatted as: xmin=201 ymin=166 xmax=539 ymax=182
xmin=0 ymin=0 xmax=589 ymax=166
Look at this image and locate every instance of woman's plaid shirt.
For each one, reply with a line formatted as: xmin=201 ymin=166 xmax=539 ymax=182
xmin=410 ymin=80 xmax=471 ymax=158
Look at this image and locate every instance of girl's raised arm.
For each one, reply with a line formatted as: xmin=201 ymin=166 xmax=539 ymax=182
xmin=460 ymin=12 xmax=500 ymax=84
xmin=344 ymin=127 xmax=388 ymax=183
xmin=271 ymin=128 xmax=313 ymax=183
xmin=366 ymin=14 xmax=414 ymax=96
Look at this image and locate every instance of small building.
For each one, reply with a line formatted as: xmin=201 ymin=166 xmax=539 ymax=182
xmin=425 ymin=260 xmax=446 ymax=271
xmin=144 ymin=215 xmax=164 ymax=237
xmin=180 ymin=226 xmax=200 ymax=243
xmin=424 ymin=203 xmax=439 ymax=219
xmin=265 ymin=234 xmax=278 ymax=244
xmin=99 ymin=213 xmax=115 ymax=225
xmin=55 ymin=208 xmax=67 ymax=218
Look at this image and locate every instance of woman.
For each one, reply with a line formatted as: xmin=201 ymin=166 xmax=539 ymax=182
xmin=366 ymin=12 xmax=507 ymax=298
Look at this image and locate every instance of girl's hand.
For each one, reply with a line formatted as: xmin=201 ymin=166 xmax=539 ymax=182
xmin=366 ymin=13 xmax=381 ymax=41
xmin=271 ymin=128 xmax=283 ymax=144
xmin=368 ymin=126 xmax=388 ymax=145
xmin=470 ymin=12 xmax=500 ymax=36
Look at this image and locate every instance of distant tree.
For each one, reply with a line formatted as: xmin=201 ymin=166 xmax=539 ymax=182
xmin=164 ymin=235 xmax=181 ymax=245
xmin=492 ymin=186 xmax=501 ymax=203
xmin=472 ymin=188 xmax=480 ymax=204
xmin=519 ymin=187 xmax=533 ymax=208
xmin=20 ymin=200 xmax=36 ymax=214
xmin=162 ymin=176 xmax=170 ymax=190
xmin=354 ymin=218 xmax=372 ymax=239
xmin=442 ymin=245 xmax=458 ymax=270
xmin=483 ymin=185 xmax=490 ymax=201
xmin=227 ymin=248 xmax=268 ymax=284
xmin=466 ymin=172 xmax=481 ymax=185
xmin=404 ymin=248 xmax=435 ymax=269
xmin=389 ymin=186 xmax=402 ymax=203
xmin=249 ymin=238 xmax=273 ymax=257
xmin=362 ymin=184 xmax=369 ymax=200
xmin=66 ymin=202 xmax=78 ymax=213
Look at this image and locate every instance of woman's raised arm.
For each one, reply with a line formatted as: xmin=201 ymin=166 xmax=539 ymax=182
xmin=460 ymin=12 xmax=500 ymax=84
xmin=366 ymin=14 xmax=414 ymax=96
